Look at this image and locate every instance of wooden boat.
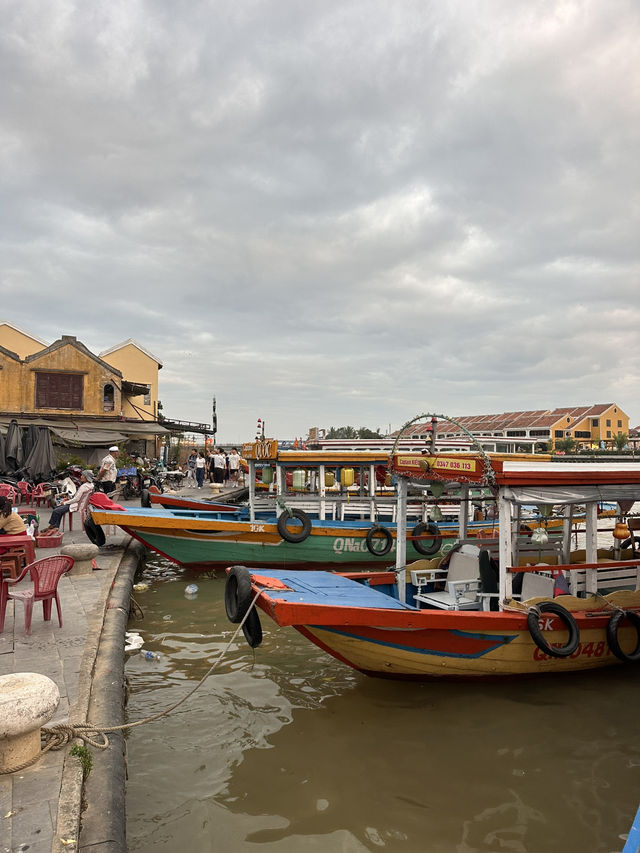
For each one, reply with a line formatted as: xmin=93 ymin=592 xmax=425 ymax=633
xmin=224 ymin=445 xmax=640 ymax=680
xmin=88 ymin=440 xmax=556 ymax=570
xmin=145 ymin=490 xmax=248 ymax=512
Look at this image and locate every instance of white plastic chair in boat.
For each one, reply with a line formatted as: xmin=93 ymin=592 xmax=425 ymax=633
xmin=412 ymin=544 xmax=482 ymax=610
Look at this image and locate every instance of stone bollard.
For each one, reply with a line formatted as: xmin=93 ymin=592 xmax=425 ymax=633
xmin=60 ymin=543 xmax=100 ymax=575
xmin=0 ymin=672 xmax=60 ymax=771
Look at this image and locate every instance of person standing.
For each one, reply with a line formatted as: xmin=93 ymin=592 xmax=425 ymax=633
xmin=213 ymin=448 xmax=225 ymax=484
xmin=97 ymin=446 xmax=119 ymax=494
xmin=228 ymin=447 xmax=240 ymax=487
xmin=41 ymin=470 xmax=95 ymax=533
xmin=195 ymin=451 xmax=206 ymax=488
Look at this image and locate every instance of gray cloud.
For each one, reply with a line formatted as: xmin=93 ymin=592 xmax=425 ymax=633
xmin=1 ymin=0 xmax=639 ymax=440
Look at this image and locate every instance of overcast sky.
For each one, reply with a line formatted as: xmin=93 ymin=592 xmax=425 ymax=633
xmin=2 ymin=0 xmax=639 ymax=442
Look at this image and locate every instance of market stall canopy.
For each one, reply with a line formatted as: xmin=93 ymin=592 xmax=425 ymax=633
xmin=50 ymin=427 xmax=129 ymax=445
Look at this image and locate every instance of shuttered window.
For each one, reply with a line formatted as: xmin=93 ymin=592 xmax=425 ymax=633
xmin=35 ymin=372 xmax=84 ymax=410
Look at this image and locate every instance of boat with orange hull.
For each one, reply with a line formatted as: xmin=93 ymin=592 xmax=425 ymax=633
xmin=224 ymin=414 xmax=640 ymax=680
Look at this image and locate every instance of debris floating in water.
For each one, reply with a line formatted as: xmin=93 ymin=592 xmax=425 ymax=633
xmin=184 ymin=583 xmax=198 ymax=596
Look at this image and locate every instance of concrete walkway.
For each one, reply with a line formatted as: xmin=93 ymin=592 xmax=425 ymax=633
xmin=0 ymin=499 xmax=140 ymax=853
xmin=1 ymin=481 xmax=243 ymax=853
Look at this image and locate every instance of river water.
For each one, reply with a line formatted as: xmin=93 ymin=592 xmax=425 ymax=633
xmin=125 ymin=556 xmax=640 ymax=853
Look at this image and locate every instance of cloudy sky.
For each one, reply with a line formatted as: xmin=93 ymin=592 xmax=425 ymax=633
xmin=2 ymin=0 xmax=639 ymax=442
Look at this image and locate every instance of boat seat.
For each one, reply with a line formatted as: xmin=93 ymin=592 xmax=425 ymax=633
xmin=412 ymin=544 xmax=482 ymax=610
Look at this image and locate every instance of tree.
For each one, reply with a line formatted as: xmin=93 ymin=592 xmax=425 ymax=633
xmin=554 ymin=437 xmax=576 ymax=453
xmin=613 ymin=432 xmax=628 ymax=451
xmin=325 ymin=426 xmax=381 ymax=439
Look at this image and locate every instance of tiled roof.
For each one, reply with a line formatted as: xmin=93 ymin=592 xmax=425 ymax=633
xmin=390 ymin=404 xmax=626 ymax=436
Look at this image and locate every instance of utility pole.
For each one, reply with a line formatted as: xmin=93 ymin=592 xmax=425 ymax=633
xmin=212 ymin=397 xmax=217 ymax=444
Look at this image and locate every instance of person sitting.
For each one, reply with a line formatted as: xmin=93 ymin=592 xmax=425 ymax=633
xmin=0 ymin=496 xmax=27 ymax=538
xmin=40 ymin=470 xmax=95 ymax=534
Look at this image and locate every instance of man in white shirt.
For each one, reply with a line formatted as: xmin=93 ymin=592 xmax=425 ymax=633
xmin=213 ymin=449 xmax=225 ymax=484
xmin=97 ymin=446 xmax=119 ymax=494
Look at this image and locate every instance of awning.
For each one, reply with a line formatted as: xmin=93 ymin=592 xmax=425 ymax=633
xmin=122 ymin=380 xmax=151 ymax=396
xmin=50 ymin=427 xmax=130 ymax=445
xmin=0 ymin=417 xmax=169 ymax=444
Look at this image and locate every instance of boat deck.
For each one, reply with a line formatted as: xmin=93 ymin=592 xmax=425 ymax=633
xmin=249 ymin=570 xmax=416 ymax=610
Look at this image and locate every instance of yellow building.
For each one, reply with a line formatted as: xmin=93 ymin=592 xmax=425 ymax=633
xmin=99 ymin=339 xmax=162 ymax=422
xmin=0 ymin=321 xmax=47 ymax=359
xmin=0 ymin=325 xmax=168 ymax=459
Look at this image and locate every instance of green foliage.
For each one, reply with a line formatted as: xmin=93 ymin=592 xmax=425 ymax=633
xmin=554 ymin=437 xmax=577 ymax=453
xmin=325 ymin=426 xmax=382 ymax=439
xmin=56 ymin=454 xmax=86 ymax=472
xmin=70 ymin=744 xmax=93 ymax=779
xmin=613 ymin=432 xmax=628 ymax=451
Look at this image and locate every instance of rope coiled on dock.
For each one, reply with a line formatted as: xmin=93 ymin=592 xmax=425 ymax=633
xmin=0 ymin=589 xmax=262 ymax=775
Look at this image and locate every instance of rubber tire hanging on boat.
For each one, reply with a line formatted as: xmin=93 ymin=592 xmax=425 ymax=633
xmin=84 ymin=516 xmax=106 ymax=547
xmin=225 ymin=565 xmax=253 ymax=623
xmin=140 ymin=488 xmax=151 ymax=508
xmin=365 ymin=525 xmax=393 ymax=556
xmin=606 ymin=609 xmax=640 ymax=662
xmin=242 ymin=608 xmax=263 ymax=648
xmin=277 ymin=508 xmax=312 ymax=543
xmin=526 ymin=601 xmax=580 ymax=658
xmin=411 ymin=522 xmax=442 ymax=556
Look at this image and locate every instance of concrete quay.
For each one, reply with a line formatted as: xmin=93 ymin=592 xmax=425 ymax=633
xmin=1 ymin=481 xmax=242 ymax=853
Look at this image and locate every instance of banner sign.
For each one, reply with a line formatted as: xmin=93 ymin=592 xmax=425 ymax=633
xmin=241 ymin=439 xmax=278 ymax=461
xmin=392 ymin=453 xmax=485 ymax=482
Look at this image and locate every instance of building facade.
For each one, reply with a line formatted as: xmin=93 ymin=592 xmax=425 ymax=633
xmin=0 ymin=322 xmax=168 ymax=460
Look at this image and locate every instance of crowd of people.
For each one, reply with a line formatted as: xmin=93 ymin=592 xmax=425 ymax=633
xmin=184 ymin=447 xmax=242 ymax=489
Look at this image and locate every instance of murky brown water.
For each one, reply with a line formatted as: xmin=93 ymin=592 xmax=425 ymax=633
xmin=125 ymin=557 xmax=640 ymax=852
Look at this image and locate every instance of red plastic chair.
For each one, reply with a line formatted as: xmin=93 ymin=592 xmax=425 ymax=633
xmin=0 ymin=484 xmax=19 ymax=505
xmin=2 ymin=555 xmax=74 ymax=635
xmin=16 ymin=481 xmax=33 ymax=505
xmin=30 ymin=482 xmax=54 ymax=508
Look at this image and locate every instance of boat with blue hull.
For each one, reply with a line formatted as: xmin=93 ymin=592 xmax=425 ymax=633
xmin=224 ymin=441 xmax=640 ymax=680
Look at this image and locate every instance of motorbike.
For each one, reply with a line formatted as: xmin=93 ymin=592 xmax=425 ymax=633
xmin=119 ymin=467 xmax=164 ymax=500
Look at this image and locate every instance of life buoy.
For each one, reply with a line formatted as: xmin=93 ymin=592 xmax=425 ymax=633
xmin=606 ymin=609 xmax=640 ymax=662
xmin=365 ymin=525 xmax=393 ymax=556
xmin=411 ymin=522 xmax=442 ymax=556
xmin=277 ymin=509 xmax=312 ymax=543
xmin=84 ymin=515 xmax=106 ymax=547
xmin=242 ymin=608 xmax=263 ymax=648
xmin=620 ymin=536 xmax=640 ymax=551
xmin=140 ymin=488 xmax=151 ymax=508
xmin=527 ymin=601 xmax=580 ymax=658
xmin=225 ymin=565 xmax=252 ymax=623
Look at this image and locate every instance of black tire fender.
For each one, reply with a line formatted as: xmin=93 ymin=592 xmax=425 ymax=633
xmin=242 ymin=608 xmax=263 ymax=648
xmin=365 ymin=525 xmax=393 ymax=556
xmin=225 ymin=565 xmax=253 ymax=623
xmin=277 ymin=509 xmax=312 ymax=543
xmin=411 ymin=522 xmax=442 ymax=556
xmin=620 ymin=536 xmax=640 ymax=551
xmin=527 ymin=601 xmax=580 ymax=658
xmin=606 ymin=609 xmax=640 ymax=662
xmin=84 ymin=515 xmax=106 ymax=547
xmin=140 ymin=488 xmax=151 ymax=508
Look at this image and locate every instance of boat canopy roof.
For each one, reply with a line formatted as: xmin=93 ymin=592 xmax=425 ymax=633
xmin=391 ymin=452 xmax=640 ymax=497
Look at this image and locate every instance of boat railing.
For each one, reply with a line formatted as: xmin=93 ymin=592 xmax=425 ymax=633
xmin=509 ymin=559 xmax=640 ymax=596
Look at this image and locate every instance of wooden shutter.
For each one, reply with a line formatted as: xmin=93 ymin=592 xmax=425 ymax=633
xmin=35 ymin=373 xmax=84 ymax=410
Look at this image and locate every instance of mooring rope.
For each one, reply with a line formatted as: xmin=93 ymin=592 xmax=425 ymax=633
xmin=0 ymin=589 xmax=263 ymax=775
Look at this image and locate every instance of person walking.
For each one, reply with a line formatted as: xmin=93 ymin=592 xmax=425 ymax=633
xmin=41 ymin=470 xmax=95 ymax=533
xmin=185 ymin=448 xmax=197 ymax=487
xmin=228 ymin=447 xmax=240 ymax=487
xmin=97 ymin=446 xmax=119 ymax=494
xmin=195 ymin=451 xmax=206 ymax=488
